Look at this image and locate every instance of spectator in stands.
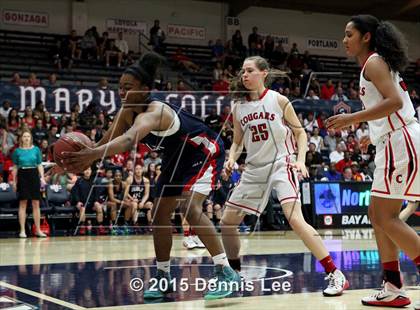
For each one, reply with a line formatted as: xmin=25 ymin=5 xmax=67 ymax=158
xmin=331 ymin=87 xmax=349 ymax=101
xmin=287 ymin=52 xmax=304 ymax=76
xmin=149 ymin=20 xmax=166 ymax=53
xmin=104 ymin=39 xmax=122 ymax=67
xmin=97 ymin=32 xmax=110 ymax=60
xmin=32 ymin=119 xmax=48 ymax=146
xmin=213 ymin=62 xmax=223 ymax=81
xmin=98 ymin=78 xmax=109 ymax=90
xmin=306 ymin=89 xmax=320 ymax=100
xmin=212 ymin=74 xmax=230 ymax=96
xmin=271 ymin=42 xmax=287 ymax=68
xmin=303 ymin=112 xmax=318 ymax=132
xmin=335 ymin=151 xmax=353 ymax=173
xmin=212 ymin=38 xmax=225 ymax=62
xmin=172 ymin=48 xmax=200 ymax=72
xmin=323 ymin=129 xmax=337 ymax=153
xmin=68 ymin=30 xmax=81 ymax=59
xmin=10 ymin=73 xmax=23 ymax=86
xmin=47 ymin=125 xmax=59 ymax=144
xmin=22 ymin=107 xmax=36 ymax=129
xmin=348 ymin=88 xmax=359 ymax=100
xmin=205 ymin=107 xmax=222 ymax=133
xmin=0 ymin=100 xmax=12 ymax=119
xmin=309 ymin=127 xmax=323 ymax=152
xmin=264 ymin=35 xmax=275 ymax=61
xmin=345 ymin=134 xmax=358 ymax=153
xmin=290 ymin=43 xmax=299 ymax=54
xmin=232 ymin=30 xmax=246 ymax=57
xmin=11 ymin=129 xmax=46 ymax=238
xmin=323 ymin=162 xmax=342 ymax=181
xmin=342 ymin=167 xmax=353 ymax=182
xmin=71 ymin=167 xmax=104 ymax=235
xmin=409 ymin=89 xmax=419 ymax=106
xmin=306 ymin=142 xmax=323 ymax=166
xmin=350 ymin=163 xmax=364 ymax=181
xmin=42 ymin=73 xmax=60 ymax=87
xmin=351 ymin=144 xmax=363 ymax=163
xmin=289 ymin=86 xmax=301 ymax=100
xmin=248 ymin=26 xmax=262 ymax=56
xmin=329 ymin=142 xmax=346 ymax=164
xmin=39 ymin=139 xmax=49 ymax=162
xmin=34 ymin=100 xmax=45 ymax=119
xmin=7 ymin=109 xmax=20 ymax=133
xmin=356 ymin=122 xmax=369 ymax=141
xmin=320 ymin=79 xmax=335 ymax=100
xmin=143 ymin=151 xmax=162 ymax=167
xmin=145 ymin=163 xmax=159 ymax=208
xmin=80 ymin=29 xmax=97 ymax=60
xmin=115 ymin=32 xmax=129 ymax=63
xmin=26 ymin=73 xmax=40 ymax=87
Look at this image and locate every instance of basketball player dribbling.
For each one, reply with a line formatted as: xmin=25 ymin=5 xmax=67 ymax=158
xmin=326 ymin=15 xmax=420 ymax=308
xmin=220 ymin=56 xmax=349 ymax=297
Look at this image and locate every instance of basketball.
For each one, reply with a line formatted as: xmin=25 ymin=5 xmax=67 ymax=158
xmin=53 ymin=132 xmax=93 ymax=172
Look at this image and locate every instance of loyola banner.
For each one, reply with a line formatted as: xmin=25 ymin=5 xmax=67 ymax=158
xmin=0 ymin=82 xmax=363 ymax=117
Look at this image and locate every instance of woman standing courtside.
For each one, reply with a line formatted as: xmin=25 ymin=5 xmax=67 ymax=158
xmin=12 ymin=129 xmax=47 ymax=238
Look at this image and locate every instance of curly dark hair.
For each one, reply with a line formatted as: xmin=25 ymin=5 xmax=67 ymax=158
xmin=349 ymin=15 xmax=409 ymax=72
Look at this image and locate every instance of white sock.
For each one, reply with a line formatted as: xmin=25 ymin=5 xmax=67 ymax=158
xmin=156 ymin=260 xmax=170 ymax=273
xmin=212 ymin=253 xmax=229 ymax=267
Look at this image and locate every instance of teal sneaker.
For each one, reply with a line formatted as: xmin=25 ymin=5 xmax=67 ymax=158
xmin=204 ymin=265 xmax=241 ymax=300
xmin=143 ymin=270 xmax=172 ymax=299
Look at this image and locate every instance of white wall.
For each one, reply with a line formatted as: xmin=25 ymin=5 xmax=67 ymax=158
xmin=0 ymin=0 xmax=419 ymax=59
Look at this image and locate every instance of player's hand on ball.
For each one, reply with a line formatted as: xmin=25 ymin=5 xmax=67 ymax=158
xmin=325 ymin=113 xmax=355 ymax=130
xmin=61 ymin=147 xmax=99 ymax=173
xmin=290 ymin=161 xmax=309 ymax=178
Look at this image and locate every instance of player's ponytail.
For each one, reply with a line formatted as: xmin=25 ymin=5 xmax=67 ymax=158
xmin=350 ymin=15 xmax=409 ymax=72
xmin=124 ymin=52 xmax=164 ymax=88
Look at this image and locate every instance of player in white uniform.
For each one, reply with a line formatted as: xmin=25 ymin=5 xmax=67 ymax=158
xmin=221 ymin=56 xmax=349 ymax=296
xmin=326 ymin=15 xmax=420 ymax=309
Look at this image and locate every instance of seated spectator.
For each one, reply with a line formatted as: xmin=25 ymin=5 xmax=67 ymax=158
xmin=305 ymin=142 xmax=323 ymax=166
xmin=287 ymin=52 xmax=303 ymax=76
xmin=0 ymin=100 xmax=12 ymax=119
xmin=289 ymin=86 xmax=301 ymax=100
xmin=80 ymin=29 xmax=97 ymax=60
xmin=10 ymin=73 xmax=23 ymax=86
xmin=122 ymin=158 xmax=135 ymax=179
xmin=350 ymin=162 xmax=365 ymax=181
xmin=22 ymin=107 xmax=36 ymax=129
xmin=264 ymin=35 xmax=275 ymax=61
xmin=32 ymin=119 xmax=48 ymax=146
xmin=47 ymin=125 xmax=60 ymax=144
xmin=303 ymin=112 xmax=318 ymax=132
xmin=248 ymin=26 xmax=262 ymax=56
xmin=107 ymin=169 xmax=130 ymax=230
xmin=172 ymin=48 xmax=200 ymax=72
xmin=335 ymin=151 xmax=353 ymax=173
xmin=71 ymin=167 xmax=104 ymax=235
xmin=43 ymin=73 xmax=60 ymax=87
xmin=163 ymin=81 xmax=174 ymax=91
xmin=176 ymin=80 xmax=188 ymax=92
xmin=149 ymin=19 xmax=166 ymax=53
xmin=306 ymin=89 xmax=320 ymax=100
xmin=221 ymin=104 xmax=233 ymax=125
xmin=143 ymin=151 xmax=162 ymax=167
xmin=271 ymin=42 xmax=287 ymax=67
xmin=309 ymin=127 xmax=323 ymax=152
xmin=348 ymin=88 xmax=359 ymax=100
xmin=105 ymin=39 xmax=122 ymax=67
xmin=342 ymin=167 xmax=353 ymax=182
xmin=320 ymin=79 xmax=335 ymax=100
xmin=323 ymin=162 xmax=342 ymax=181
xmin=97 ymin=32 xmax=110 ymax=60
xmin=329 ymin=142 xmax=346 ymax=164
xmin=68 ymin=29 xmax=81 ymax=59
xmin=356 ymin=122 xmax=369 ymax=141
xmin=205 ymin=107 xmax=222 ymax=133
xmin=115 ymin=32 xmax=129 ymax=63
xmin=7 ymin=109 xmax=20 ymax=133
xmin=26 ymin=73 xmax=40 ymax=87
xmin=351 ymin=144 xmax=363 ymax=164
xmin=212 ymin=74 xmax=230 ymax=96
xmin=213 ymin=62 xmax=223 ymax=81
xmin=331 ymin=87 xmax=349 ymax=101
xmin=345 ymin=134 xmax=358 ymax=153
xmin=212 ymin=39 xmax=225 ymax=62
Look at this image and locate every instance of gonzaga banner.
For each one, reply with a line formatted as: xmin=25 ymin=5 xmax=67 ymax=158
xmin=0 ymin=82 xmax=363 ymax=117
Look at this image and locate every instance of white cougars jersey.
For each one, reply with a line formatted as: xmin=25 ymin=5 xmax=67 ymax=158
xmin=359 ymin=52 xmax=416 ymax=145
xmin=234 ymin=89 xmax=296 ymax=166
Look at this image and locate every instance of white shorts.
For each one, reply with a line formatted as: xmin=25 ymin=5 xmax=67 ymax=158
xmin=371 ymin=122 xmax=420 ymax=200
xmin=225 ymin=157 xmax=300 ymax=216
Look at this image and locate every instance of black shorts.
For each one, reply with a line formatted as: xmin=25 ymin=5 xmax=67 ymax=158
xmin=156 ymin=148 xmax=225 ymax=198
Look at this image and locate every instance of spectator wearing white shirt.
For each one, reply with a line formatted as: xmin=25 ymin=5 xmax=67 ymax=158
xmin=324 ymin=129 xmax=337 ymax=153
xmin=305 ymin=89 xmax=320 ymax=100
xmin=331 ymin=87 xmax=349 ymax=101
xmin=309 ymin=127 xmax=323 ymax=152
xmin=329 ymin=142 xmax=346 ymax=164
xmin=303 ymin=113 xmax=318 ymax=132
xmin=115 ymin=32 xmax=128 ymax=56
xmin=0 ymin=100 xmax=12 ymax=119
xmin=356 ymin=122 xmax=369 ymax=141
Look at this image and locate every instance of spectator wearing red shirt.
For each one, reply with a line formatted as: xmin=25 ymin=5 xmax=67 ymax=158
xmin=335 ymin=151 xmax=353 ymax=173
xmin=320 ymin=79 xmax=335 ymax=100
xmin=26 ymin=73 xmax=41 ymax=87
xmin=212 ymin=74 xmax=230 ymax=96
xmin=345 ymin=134 xmax=358 ymax=154
xmin=22 ymin=107 xmax=36 ymax=129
